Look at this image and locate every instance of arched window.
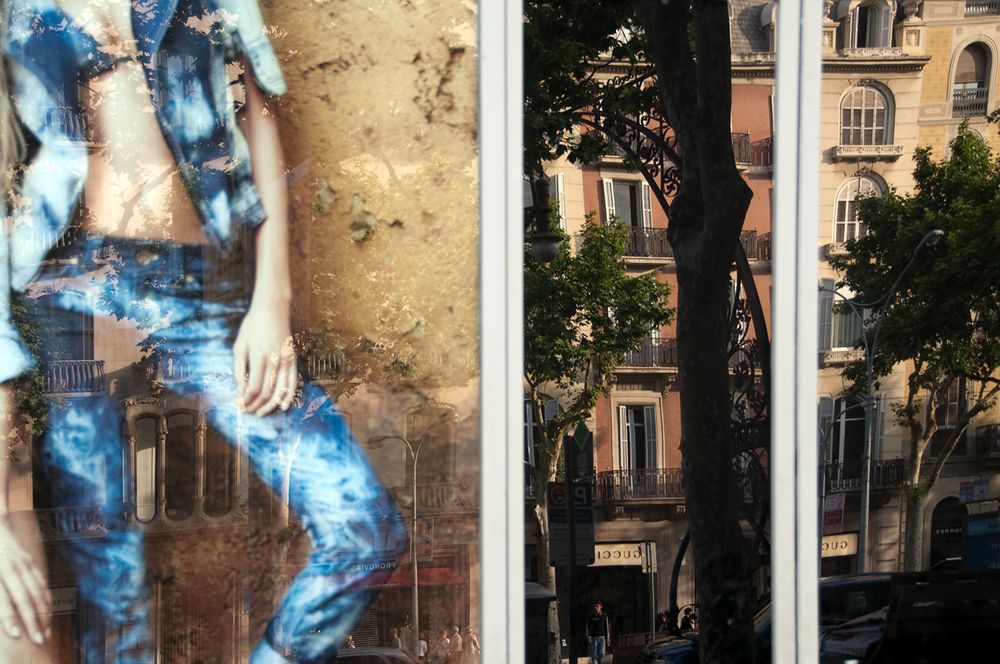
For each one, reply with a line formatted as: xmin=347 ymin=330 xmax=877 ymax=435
xmin=838 ymin=0 xmax=893 ymax=48
xmin=840 ymin=87 xmax=890 ymax=146
xmin=204 ymin=408 xmax=236 ymax=517
xmin=135 ymin=416 xmax=159 ymax=523
xmin=164 ymin=411 xmax=197 ymax=520
xmin=833 ymin=175 xmax=881 ymax=243
xmin=953 ymin=43 xmax=990 ymax=118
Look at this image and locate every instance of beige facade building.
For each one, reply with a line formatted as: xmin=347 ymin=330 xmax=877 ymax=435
xmin=532 ymin=0 xmax=1000 ymax=648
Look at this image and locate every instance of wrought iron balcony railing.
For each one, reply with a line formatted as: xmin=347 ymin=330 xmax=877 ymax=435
xmin=751 ymin=137 xmax=773 ymax=168
xmin=305 ymin=350 xmax=346 ymax=380
xmin=624 ymin=227 xmax=673 ymax=258
xmin=34 ymin=505 xmax=108 ymax=541
xmin=594 ymin=468 xmax=684 ymax=502
xmin=825 ymin=458 xmax=906 ymax=493
xmin=976 ymin=423 xmax=1000 ymax=456
xmin=733 ymin=132 xmax=751 ymax=167
xmin=622 ymin=337 xmax=678 ymax=368
xmin=390 ymin=482 xmax=477 ymax=515
xmin=952 ymin=87 xmax=989 ymax=118
xmin=43 ymin=360 xmax=106 ymax=395
xmin=966 ymin=0 xmax=1000 ymax=16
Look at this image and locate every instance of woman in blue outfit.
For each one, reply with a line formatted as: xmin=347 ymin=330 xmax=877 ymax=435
xmin=0 ymin=0 xmax=406 ymax=662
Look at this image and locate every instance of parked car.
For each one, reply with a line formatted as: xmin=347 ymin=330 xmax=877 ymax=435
xmin=337 ymin=647 xmax=422 ymax=664
xmin=637 ymin=574 xmax=891 ymax=664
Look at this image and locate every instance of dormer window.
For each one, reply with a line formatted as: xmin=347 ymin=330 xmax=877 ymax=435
xmin=836 ymin=0 xmax=896 ymax=49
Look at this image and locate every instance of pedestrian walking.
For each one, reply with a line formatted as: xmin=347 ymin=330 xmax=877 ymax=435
xmin=460 ymin=626 xmax=480 ymax=664
xmin=585 ymin=601 xmax=611 ymax=664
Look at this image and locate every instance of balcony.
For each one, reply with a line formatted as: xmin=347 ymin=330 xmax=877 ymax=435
xmin=594 ymin=468 xmax=684 ymax=502
xmin=733 ymin=132 xmax=751 ymax=168
xmin=834 ymin=144 xmax=904 ymax=161
xmin=43 ymin=360 xmax=106 ymax=395
xmin=952 ymin=87 xmax=989 ymax=118
xmin=975 ymin=424 xmax=1000 ymax=458
xmin=306 ymin=350 xmax=346 ymax=381
xmin=741 ymin=230 xmax=772 ymax=262
xmin=622 ymin=337 xmax=678 ymax=369
xmin=391 ymin=482 xmax=478 ymax=515
xmin=34 ymin=506 xmax=107 ymax=541
xmin=966 ymin=0 xmax=1000 ymax=17
xmin=824 ymin=458 xmax=906 ymax=493
xmin=624 ymin=227 xmax=673 ymax=259
xmin=838 ymin=47 xmax=904 ymax=58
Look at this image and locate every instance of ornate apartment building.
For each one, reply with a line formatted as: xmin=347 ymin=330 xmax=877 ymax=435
xmin=531 ymin=0 xmax=1000 ymax=647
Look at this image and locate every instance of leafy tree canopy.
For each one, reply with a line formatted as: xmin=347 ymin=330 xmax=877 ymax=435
xmin=832 ymin=126 xmax=1000 ymax=403
xmin=524 ymin=212 xmax=673 ymax=435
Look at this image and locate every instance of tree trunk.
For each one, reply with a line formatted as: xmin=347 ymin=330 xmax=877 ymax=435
xmin=675 ymin=256 xmax=757 ymax=663
xmin=902 ymin=486 xmax=926 ymax=571
xmin=532 ymin=457 xmax=562 ymax=664
xmin=632 ymin=0 xmax=758 ymax=656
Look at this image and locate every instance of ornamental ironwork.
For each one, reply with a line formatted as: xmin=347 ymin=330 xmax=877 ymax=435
xmin=577 ymin=62 xmax=771 ymax=634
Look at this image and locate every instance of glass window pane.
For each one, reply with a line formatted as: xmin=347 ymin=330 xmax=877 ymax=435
xmin=165 ymin=413 xmax=196 ymax=520
xmin=136 ymin=416 xmax=158 ymax=523
xmin=203 ymin=419 xmax=234 ymax=518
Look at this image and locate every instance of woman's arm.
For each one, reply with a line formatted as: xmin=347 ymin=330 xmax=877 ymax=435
xmin=0 ymin=384 xmax=49 ymax=646
xmin=233 ymin=62 xmax=297 ymax=417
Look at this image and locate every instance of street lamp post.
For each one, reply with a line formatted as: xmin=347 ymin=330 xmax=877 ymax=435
xmin=819 ymin=229 xmax=943 ymax=573
xmin=368 ymin=434 xmax=426 ymax=652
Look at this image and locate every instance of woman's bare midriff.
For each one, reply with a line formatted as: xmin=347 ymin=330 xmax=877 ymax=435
xmin=80 ymin=60 xmax=208 ymax=245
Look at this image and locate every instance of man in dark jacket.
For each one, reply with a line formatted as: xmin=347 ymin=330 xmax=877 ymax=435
xmin=585 ymin=601 xmax=611 ymax=664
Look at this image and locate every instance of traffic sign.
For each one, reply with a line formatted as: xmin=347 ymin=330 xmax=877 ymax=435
xmin=548 ymin=481 xmax=595 ymax=566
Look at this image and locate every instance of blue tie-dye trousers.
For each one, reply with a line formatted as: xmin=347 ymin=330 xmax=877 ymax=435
xmin=28 ymin=235 xmax=406 ymax=664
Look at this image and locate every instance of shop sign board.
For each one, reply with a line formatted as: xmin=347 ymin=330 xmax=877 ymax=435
xmin=821 ymin=532 xmax=858 ymax=558
xmin=589 ymin=542 xmax=657 ymax=569
xmin=823 ymin=493 xmax=845 ymax=535
xmin=959 ymin=478 xmax=989 ymax=503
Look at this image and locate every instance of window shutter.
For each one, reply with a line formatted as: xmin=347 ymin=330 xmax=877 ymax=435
xmin=818 ymin=396 xmax=835 ymax=457
xmin=618 ymin=405 xmax=630 ymax=470
xmin=603 ymin=178 xmax=616 ymax=223
xmin=818 ymin=278 xmax=835 ymax=351
xmin=879 ymin=4 xmax=891 ymax=47
xmin=640 ymin=181 xmax=653 ymax=228
xmin=552 ymin=173 xmax=567 ymax=230
xmin=874 ymin=395 xmax=885 ymax=460
xmin=644 ymin=405 xmax=657 ymax=469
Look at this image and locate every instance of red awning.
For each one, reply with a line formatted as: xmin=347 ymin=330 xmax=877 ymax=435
xmin=382 ymin=567 xmax=465 ymax=588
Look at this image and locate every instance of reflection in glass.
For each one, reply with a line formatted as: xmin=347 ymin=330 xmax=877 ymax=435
xmin=136 ymin=416 xmax=159 ymax=523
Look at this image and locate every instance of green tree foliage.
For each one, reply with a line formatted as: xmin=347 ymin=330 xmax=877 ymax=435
xmin=832 ymin=125 xmax=1000 ymax=569
xmin=523 ymin=3 xmax=652 ymax=178
xmin=524 ymin=211 xmax=672 ymax=663
xmin=525 ymin=213 xmax=672 ymax=433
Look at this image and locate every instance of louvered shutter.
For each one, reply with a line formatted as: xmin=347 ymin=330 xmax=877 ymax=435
xmin=552 ymin=173 xmax=567 ymax=230
xmin=644 ymin=405 xmax=657 ymax=469
xmin=818 ymin=279 xmax=835 ymax=351
xmin=618 ymin=405 xmax=630 ymax=470
xmin=818 ymin=396 xmax=835 ymax=458
xmin=603 ymin=178 xmax=616 ymax=223
xmin=640 ymin=181 xmax=653 ymax=228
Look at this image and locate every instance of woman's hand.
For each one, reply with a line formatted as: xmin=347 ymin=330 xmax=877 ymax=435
xmin=233 ymin=298 xmax=297 ymax=417
xmin=0 ymin=517 xmax=49 ymax=645
xmin=0 ymin=383 xmax=49 ymax=645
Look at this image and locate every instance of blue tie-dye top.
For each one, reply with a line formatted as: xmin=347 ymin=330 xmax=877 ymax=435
xmin=0 ymin=0 xmax=286 ymax=381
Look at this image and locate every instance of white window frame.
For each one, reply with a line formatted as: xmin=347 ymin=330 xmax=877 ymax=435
xmin=839 ymin=86 xmax=890 ymax=146
xmin=616 ymin=403 xmax=658 ymax=471
xmin=602 ymin=177 xmax=652 ymax=228
xmin=833 ymin=175 xmax=881 ymax=244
